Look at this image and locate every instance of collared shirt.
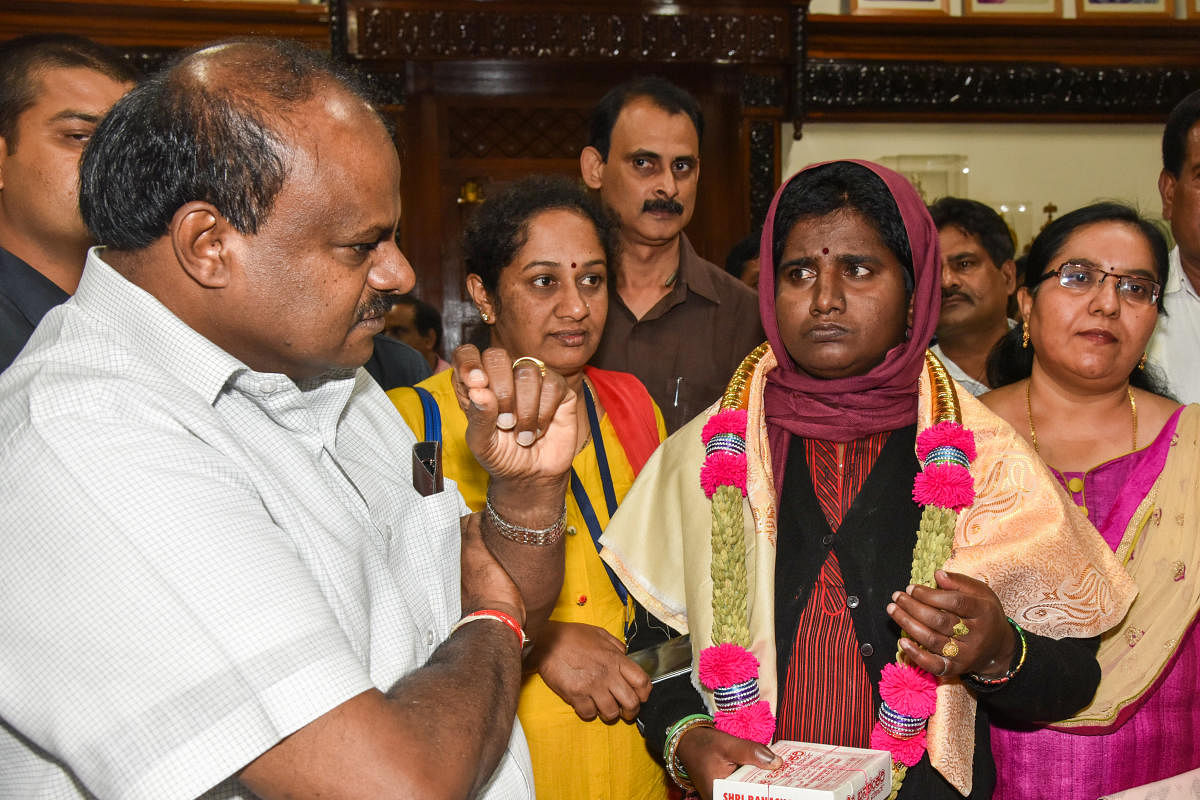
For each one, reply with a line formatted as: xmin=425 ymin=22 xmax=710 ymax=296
xmin=1148 ymin=246 xmax=1200 ymax=404
xmin=591 ymin=235 xmax=764 ymax=433
xmin=0 ymin=250 xmax=534 ymax=800
xmin=0 ymin=244 xmax=70 ymax=372
xmin=930 ymin=319 xmax=1016 ymax=398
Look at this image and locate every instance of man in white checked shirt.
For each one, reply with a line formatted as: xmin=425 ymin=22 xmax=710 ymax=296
xmin=0 ymin=40 xmax=578 ymax=800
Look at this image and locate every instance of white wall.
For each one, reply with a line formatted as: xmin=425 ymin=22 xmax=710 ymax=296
xmin=782 ymin=121 xmax=1167 ymax=251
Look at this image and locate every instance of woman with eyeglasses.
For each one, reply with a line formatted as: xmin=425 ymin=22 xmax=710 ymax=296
xmin=982 ymin=202 xmax=1200 ymax=799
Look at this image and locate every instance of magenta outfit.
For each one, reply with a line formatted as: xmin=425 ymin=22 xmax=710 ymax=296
xmin=990 ymin=406 xmax=1200 ymax=800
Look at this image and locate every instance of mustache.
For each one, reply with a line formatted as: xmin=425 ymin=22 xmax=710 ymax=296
xmin=357 ymin=292 xmax=396 ymax=322
xmin=642 ymin=198 xmax=684 ymax=215
xmin=941 ymin=289 xmax=973 ymax=303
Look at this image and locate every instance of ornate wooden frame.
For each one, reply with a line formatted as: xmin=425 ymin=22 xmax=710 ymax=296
xmin=801 ymin=14 xmax=1200 ymax=124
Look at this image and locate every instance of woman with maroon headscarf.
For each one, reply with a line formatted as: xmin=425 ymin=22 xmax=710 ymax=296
xmin=602 ymin=161 xmax=1134 ymax=800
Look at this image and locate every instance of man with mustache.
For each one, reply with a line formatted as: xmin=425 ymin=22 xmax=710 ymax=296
xmin=0 ymin=39 xmax=577 ymax=799
xmin=582 ymin=77 xmax=763 ymax=432
xmin=928 ymin=197 xmax=1017 ymax=396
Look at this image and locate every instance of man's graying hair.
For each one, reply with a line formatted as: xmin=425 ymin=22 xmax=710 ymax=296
xmin=80 ymin=38 xmax=386 ymax=250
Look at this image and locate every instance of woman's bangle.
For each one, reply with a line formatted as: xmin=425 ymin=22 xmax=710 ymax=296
xmin=663 ymin=713 xmax=714 ymax=792
xmin=964 ymin=617 xmax=1027 ymax=689
xmin=484 ymin=493 xmax=566 ymax=546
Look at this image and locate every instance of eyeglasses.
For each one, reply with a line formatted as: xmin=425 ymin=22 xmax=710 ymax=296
xmin=1034 ymin=261 xmax=1161 ymax=307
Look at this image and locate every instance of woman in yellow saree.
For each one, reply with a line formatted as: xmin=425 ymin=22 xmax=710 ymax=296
xmin=390 ymin=176 xmax=669 ymax=800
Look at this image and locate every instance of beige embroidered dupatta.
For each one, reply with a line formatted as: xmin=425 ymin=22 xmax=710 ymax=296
xmin=600 ymin=347 xmax=1136 ymax=797
xmin=1051 ymin=404 xmax=1200 ymax=732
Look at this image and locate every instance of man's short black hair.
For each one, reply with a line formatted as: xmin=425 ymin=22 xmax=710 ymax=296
xmin=724 ymin=231 xmax=760 ymax=280
xmin=587 ymin=76 xmax=703 ymax=161
xmin=0 ymin=34 xmax=139 ymax=150
xmin=80 ymin=38 xmax=384 ymax=251
xmin=772 ymin=162 xmax=913 ymax=288
xmin=928 ymin=196 xmax=1015 ymax=270
xmin=391 ymin=294 xmax=443 ymax=353
xmin=1163 ymin=88 xmax=1200 ymax=177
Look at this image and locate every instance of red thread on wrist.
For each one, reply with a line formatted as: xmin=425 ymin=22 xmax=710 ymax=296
xmin=453 ymin=609 xmax=526 ymax=649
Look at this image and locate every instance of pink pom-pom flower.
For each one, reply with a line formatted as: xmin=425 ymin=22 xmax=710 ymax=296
xmin=879 ymin=663 xmax=938 ymax=718
xmin=715 ymin=700 xmax=776 ymax=745
xmin=912 ymin=463 xmax=975 ymax=511
xmin=916 ymin=422 xmax=977 ymax=463
xmin=700 ymin=451 xmax=747 ymax=498
xmin=699 ymin=643 xmax=760 ymax=688
xmin=702 ymin=409 xmax=748 ymax=444
xmin=870 ymin=723 xmax=928 ymax=767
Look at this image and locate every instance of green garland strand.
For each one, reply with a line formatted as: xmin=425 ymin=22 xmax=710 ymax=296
xmin=896 ymin=504 xmax=958 ymax=661
xmin=889 ymin=353 xmax=966 ymax=799
xmin=710 ymin=484 xmax=750 ymax=648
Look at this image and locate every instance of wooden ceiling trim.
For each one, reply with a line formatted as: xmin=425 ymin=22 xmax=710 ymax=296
xmin=0 ymin=0 xmax=329 ymax=50
xmin=340 ymin=2 xmax=794 ymax=65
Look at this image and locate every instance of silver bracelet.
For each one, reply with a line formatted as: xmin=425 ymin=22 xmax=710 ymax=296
xmin=484 ymin=494 xmax=567 ymax=546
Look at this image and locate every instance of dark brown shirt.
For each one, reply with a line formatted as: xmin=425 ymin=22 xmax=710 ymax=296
xmin=591 ymin=235 xmax=764 ymax=432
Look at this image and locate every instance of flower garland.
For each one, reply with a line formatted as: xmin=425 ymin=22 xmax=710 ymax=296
xmin=697 ymin=347 xmax=975 ymax=799
xmin=698 ymin=342 xmax=776 ymax=744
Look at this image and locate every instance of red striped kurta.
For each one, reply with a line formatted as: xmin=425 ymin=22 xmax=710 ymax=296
xmin=775 ymin=432 xmax=890 ymax=746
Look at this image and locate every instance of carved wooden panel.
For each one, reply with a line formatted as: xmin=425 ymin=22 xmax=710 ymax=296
xmin=346 ymin=7 xmax=791 ymax=63
xmin=740 ymin=71 xmax=786 ymax=109
xmin=446 ymin=106 xmax=589 ymax=160
xmin=749 ymin=120 xmax=776 ymax=231
xmin=798 ymin=13 xmax=1200 ymax=124
xmin=804 ymin=58 xmax=1200 ymax=121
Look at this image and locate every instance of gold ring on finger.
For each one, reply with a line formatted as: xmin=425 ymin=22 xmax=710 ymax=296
xmin=512 ymin=356 xmax=547 ymax=377
xmin=941 ymin=639 xmax=960 ymax=658
xmin=952 ymin=620 xmax=970 ymax=638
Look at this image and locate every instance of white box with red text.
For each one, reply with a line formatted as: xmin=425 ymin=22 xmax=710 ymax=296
xmin=712 ymin=741 xmax=892 ymax=800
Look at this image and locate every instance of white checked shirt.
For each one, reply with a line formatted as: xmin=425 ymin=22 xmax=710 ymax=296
xmin=1148 ymin=246 xmax=1200 ymax=404
xmin=0 ymin=250 xmax=534 ymax=800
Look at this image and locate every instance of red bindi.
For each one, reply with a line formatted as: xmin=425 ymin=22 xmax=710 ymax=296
xmin=570 ymin=262 xmax=577 ymax=269
xmin=822 ymin=247 xmax=829 ymax=255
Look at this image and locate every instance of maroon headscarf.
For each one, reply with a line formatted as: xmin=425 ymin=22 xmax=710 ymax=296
xmin=758 ymin=160 xmax=941 ymax=485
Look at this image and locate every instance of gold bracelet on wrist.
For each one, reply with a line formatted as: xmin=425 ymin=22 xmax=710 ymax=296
xmin=484 ymin=493 xmax=567 ymax=546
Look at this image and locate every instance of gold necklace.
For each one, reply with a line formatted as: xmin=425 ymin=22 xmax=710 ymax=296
xmin=1025 ymin=380 xmax=1137 ymax=454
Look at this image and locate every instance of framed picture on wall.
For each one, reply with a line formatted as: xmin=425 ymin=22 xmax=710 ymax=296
xmin=1076 ymin=0 xmax=1173 ymax=17
xmin=964 ymin=0 xmax=1060 ymax=16
xmin=851 ymin=0 xmax=949 ymax=15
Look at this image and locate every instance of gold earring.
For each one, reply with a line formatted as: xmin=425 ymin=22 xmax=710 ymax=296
xmin=1021 ymin=322 xmax=1030 ymax=349
xmin=480 ymin=310 xmax=490 ymax=323
xmin=1139 ymin=352 xmax=1148 ymax=370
